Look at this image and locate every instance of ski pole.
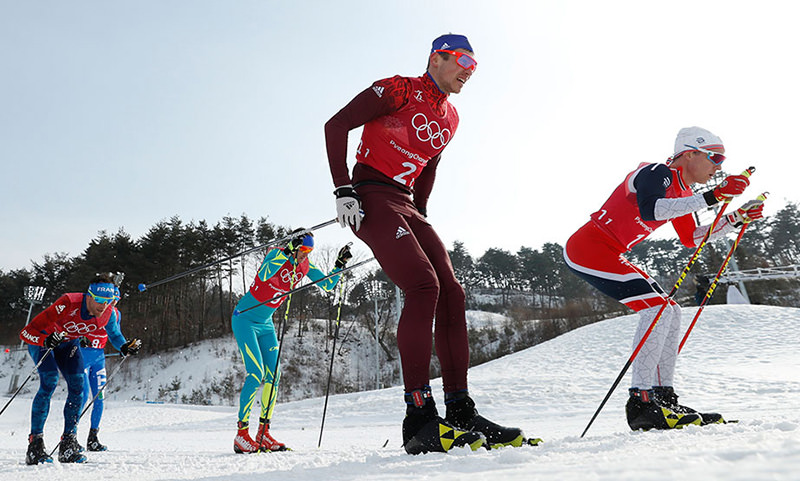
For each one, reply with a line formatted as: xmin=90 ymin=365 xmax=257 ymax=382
xmin=49 ymin=354 xmax=130 ymax=457
xmin=78 ymin=354 xmax=130 ymax=422
xmin=318 ymin=278 xmax=347 ymax=448
xmin=237 ymin=257 xmax=375 ymax=315
xmin=262 ymin=262 xmax=299 ymax=426
xmin=678 ymin=192 xmax=768 ymax=353
xmin=580 ymin=166 xmax=754 ymax=438
xmin=0 ymin=347 xmax=53 ymax=418
xmin=136 ymin=218 xmax=337 ymax=292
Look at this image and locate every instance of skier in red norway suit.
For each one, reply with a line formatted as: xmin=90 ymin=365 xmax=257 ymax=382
xmin=563 ymin=126 xmax=766 ymax=431
xmin=326 ymin=34 xmax=534 ymax=455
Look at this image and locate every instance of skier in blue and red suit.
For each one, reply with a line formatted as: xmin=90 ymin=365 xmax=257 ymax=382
xmin=230 ymin=232 xmax=352 ymax=453
xmin=80 ymin=283 xmax=141 ymax=452
xmin=325 ymin=33 xmax=532 ymax=455
xmin=19 ymin=273 xmax=123 ymax=465
xmin=563 ymin=126 xmax=766 ymax=431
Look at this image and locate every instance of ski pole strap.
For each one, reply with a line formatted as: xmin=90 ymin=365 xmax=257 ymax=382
xmin=137 ymin=218 xmax=337 ymax=292
xmin=237 ymin=257 xmax=375 ymax=314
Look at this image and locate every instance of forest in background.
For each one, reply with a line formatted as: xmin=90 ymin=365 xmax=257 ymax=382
xmin=2 ymin=202 xmax=799 ymax=369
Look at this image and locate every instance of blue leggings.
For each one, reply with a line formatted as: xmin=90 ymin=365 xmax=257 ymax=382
xmin=82 ymin=347 xmax=107 ymax=430
xmin=231 ymin=301 xmax=281 ymax=424
xmin=29 ymin=341 xmax=86 ymax=436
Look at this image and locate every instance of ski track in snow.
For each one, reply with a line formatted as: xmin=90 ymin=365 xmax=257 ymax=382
xmin=1 ymin=305 xmax=799 ymax=480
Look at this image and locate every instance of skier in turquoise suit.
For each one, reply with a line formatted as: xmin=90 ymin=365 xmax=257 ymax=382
xmin=231 ymin=231 xmax=352 ymax=453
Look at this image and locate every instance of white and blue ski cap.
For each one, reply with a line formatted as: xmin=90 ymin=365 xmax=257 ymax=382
xmin=673 ymin=126 xmax=724 ymax=158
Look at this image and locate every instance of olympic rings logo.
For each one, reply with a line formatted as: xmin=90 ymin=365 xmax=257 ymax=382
xmin=279 ymin=268 xmax=303 ymax=285
xmin=411 ymin=113 xmax=450 ymax=150
xmin=63 ymin=321 xmax=98 ymax=335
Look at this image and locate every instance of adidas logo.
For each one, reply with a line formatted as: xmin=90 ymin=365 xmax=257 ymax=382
xmin=372 ymin=85 xmax=384 ymax=97
xmin=396 ymin=226 xmax=409 ymax=239
xmin=55 ymin=304 xmax=65 ymax=314
xmin=441 ymin=42 xmax=450 ymax=49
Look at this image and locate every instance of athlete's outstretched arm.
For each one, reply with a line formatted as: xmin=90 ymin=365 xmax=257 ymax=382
xmin=306 ymin=262 xmax=341 ymax=292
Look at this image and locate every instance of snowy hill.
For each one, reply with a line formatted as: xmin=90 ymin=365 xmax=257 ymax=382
xmin=0 ymin=310 xmax=534 ymax=407
xmin=1 ymin=304 xmax=799 ymax=480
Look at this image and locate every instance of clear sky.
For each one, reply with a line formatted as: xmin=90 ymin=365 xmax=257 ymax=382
xmin=1 ymin=0 xmax=798 ymax=271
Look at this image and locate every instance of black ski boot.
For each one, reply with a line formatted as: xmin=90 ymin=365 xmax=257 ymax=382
xmin=444 ymin=390 xmax=529 ymax=448
xmin=652 ymin=386 xmax=724 ymax=425
xmin=25 ymin=433 xmax=53 ymax=465
xmin=87 ymin=428 xmax=108 ymax=452
xmin=626 ymin=388 xmax=702 ymax=431
xmin=58 ymin=433 xmax=87 ymax=463
xmin=402 ymin=386 xmax=486 ymax=455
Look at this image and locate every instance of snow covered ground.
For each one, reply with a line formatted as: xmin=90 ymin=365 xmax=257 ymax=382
xmin=1 ymin=304 xmax=799 ymax=480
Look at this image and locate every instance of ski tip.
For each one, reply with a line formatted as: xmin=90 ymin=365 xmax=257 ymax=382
xmin=524 ymin=437 xmax=543 ymax=446
xmin=137 ymin=283 xmax=147 ymax=292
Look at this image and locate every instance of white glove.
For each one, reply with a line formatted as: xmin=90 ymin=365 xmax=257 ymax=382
xmin=334 ymin=185 xmax=362 ymax=231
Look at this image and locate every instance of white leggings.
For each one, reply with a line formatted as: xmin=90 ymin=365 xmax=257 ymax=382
xmin=630 ymin=302 xmax=682 ymax=389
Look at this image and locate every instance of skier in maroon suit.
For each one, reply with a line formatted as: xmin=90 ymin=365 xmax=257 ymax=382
xmin=325 ymin=34 xmax=532 ymax=454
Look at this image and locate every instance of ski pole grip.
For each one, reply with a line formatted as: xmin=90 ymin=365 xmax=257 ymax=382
xmin=757 ymin=192 xmax=769 ymax=202
xmin=742 ymin=166 xmax=755 ymax=177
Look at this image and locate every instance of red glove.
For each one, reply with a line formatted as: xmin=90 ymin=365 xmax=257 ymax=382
xmin=726 ymin=198 xmax=765 ymax=227
xmin=713 ymin=175 xmax=749 ymax=202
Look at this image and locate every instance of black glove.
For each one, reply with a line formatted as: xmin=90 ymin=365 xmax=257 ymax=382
xmin=416 ymin=205 xmax=427 ymax=218
xmin=283 ymin=231 xmax=309 ymax=255
xmin=120 ymin=338 xmax=142 ymax=356
xmin=79 ymin=336 xmax=90 ymax=348
xmin=44 ymin=331 xmax=65 ymax=349
xmin=335 ymin=244 xmax=353 ymax=269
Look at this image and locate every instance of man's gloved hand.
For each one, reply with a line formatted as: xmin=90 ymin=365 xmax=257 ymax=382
xmin=120 ymin=338 xmax=142 ymax=356
xmin=712 ymin=174 xmax=750 ymax=202
xmin=44 ymin=331 xmax=65 ymax=349
xmin=727 ymin=198 xmax=766 ymax=227
xmin=335 ymin=244 xmax=353 ymax=269
xmin=334 ymin=185 xmax=361 ymax=231
xmin=283 ymin=232 xmax=309 ymax=256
